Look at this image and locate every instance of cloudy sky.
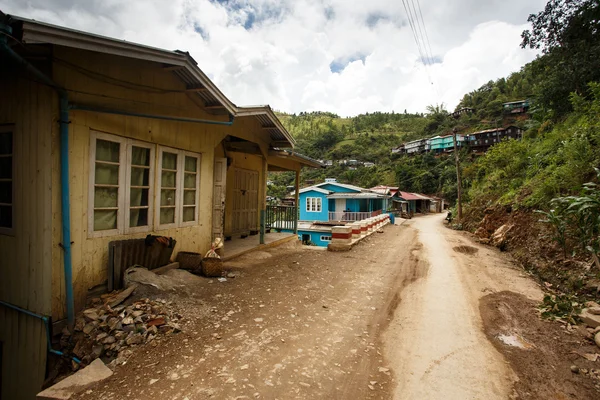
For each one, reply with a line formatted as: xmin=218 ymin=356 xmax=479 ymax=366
xmin=1 ymin=0 xmax=546 ymax=116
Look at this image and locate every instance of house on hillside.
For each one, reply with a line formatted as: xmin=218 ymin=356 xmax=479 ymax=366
xmin=391 ymin=145 xmax=405 ymax=155
xmin=429 ymin=134 xmax=465 ymax=154
xmin=0 ymin=13 xmax=321 ymax=399
xmin=404 ymin=138 xmax=428 ymax=154
xmin=468 ymin=126 xmax=523 ymax=152
xmin=502 ymin=100 xmax=530 ymax=114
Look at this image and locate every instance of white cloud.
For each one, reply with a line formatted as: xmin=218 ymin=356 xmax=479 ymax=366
xmin=0 ymin=0 xmax=545 ymax=116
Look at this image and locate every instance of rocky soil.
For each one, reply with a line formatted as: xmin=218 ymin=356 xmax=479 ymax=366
xmin=55 ymin=215 xmax=600 ymax=399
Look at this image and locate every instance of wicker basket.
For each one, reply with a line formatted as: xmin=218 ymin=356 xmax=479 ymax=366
xmin=201 ymin=257 xmax=223 ymax=277
xmin=176 ymin=251 xmax=202 ymax=271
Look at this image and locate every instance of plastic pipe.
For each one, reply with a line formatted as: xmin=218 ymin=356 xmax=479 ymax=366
xmin=0 ymin=300 xmax=81 ymax=363
xmin=60 ymin=93 xmax=75 ymax=326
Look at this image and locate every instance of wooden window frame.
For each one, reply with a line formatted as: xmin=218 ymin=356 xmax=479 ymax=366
xmin=88 ymin=131 xmax=155 ymax=238
xmin=180 ymin=151 xmax=201 ymax=228
xmin=0 ymin=125 xmax=14 ymax=236
xmin=306 ymin=197 xmax=322 ymax=213
xmin=155 ymin=146 xmax=201 ymax=231
xmin=125 ymin=141 xmax=155 ymax=234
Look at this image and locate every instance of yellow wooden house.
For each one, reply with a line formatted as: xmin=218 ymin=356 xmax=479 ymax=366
xmin=0 ymin=12 xmax=319 ymax=399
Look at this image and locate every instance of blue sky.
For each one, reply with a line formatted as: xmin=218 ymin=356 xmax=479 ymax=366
xmin=0 ymin=0 xmax=546 ymax=116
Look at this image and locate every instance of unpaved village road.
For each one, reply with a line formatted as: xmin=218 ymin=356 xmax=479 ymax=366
xmin=77 ymin=214 xmax=545 ymax=400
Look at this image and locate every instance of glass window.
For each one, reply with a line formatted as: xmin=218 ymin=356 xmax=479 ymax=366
xmin=306 ymin=197 xmax=322 ymax=212
xmin=0 ymin=129 xmax=13 ymax=233
xmin=89 ymin=132 xmax=155 ymax=236
xmin=93 ymin=138 xmax=121 ymax=231
xmin=157 ymin=148 xmax=201 ymax=229
xmin=128 ymin=145 xmax=153 ymax=230
xmin=159 ymin=151 xmax=178 ymax=226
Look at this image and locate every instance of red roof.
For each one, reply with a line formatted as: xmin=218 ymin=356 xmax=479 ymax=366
xmin=397 ymin=191 xmax=422 ymax=200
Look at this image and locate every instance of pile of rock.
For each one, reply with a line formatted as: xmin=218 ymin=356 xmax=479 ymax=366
xmin=63 ymin=297 xmax=182 ymax=368
xmin=581 ymin=301 xmax=600 ymax=348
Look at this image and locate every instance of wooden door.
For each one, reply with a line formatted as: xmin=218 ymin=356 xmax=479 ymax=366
xmin=232 ymin=168 xmax=259 ymax=235
xmin=212 ymin=158 xmax=227 ymax=240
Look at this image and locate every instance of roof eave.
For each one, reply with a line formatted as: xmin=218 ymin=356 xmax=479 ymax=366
xmin=16 ymin=16 xmax=239 ymax=115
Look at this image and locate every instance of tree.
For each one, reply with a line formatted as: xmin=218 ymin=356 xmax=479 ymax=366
xmin=521 ymin=0 xmax=600 ymax=117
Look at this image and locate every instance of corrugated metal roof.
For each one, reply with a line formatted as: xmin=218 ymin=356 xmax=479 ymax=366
xmin=397 ymin=191 xmax=422 ymax=200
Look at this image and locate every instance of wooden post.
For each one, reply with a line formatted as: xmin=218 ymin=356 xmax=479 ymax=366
xmin=294 ymin=169 xmax=300 ymax=234
xmin=452 ymin=128 xmax=463 ymax=221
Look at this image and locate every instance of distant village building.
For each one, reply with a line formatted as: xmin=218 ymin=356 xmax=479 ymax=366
xmin=392 ymin=126 xmax=522 ymax=156
xmin=404 ymin=138 xmax=428 ymax=154
xmin=502 ymin=100 xmax=530 ymax=114
xmin=429 ymin=134 xmax=465 ymax=153
xmin=468 ymin=126 xmax=523 ymax=152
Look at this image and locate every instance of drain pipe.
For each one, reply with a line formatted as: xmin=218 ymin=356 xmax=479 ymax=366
xmin=0 ymin=21 xmax=75 ymax=326
xmin=0 ymin=300 xmax=81 ymax=364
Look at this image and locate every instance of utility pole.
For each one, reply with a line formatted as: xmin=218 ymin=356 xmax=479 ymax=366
xmin=452 ymin=127 xmax=463 ymax=221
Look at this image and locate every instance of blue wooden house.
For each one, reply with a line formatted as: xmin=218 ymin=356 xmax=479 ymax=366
xmin=279 ymin=180 xmax=389 ymax=246
xmin=299 ymin=180 xmax=388 ymax=222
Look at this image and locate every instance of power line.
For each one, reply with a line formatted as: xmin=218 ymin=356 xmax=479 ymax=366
xmin=416 ymin=0 xmax=436 ymax=68
xmin=409 ymin=0 xmax=434 ymax=67
xmin=402 ymin=0 xmax=429 ymax=81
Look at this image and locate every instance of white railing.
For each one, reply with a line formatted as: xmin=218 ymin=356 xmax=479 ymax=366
xmin=329 ymin=210 xmax=383 ymax=222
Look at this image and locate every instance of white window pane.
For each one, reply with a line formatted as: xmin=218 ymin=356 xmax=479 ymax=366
xmin=160 ymin=207 xmax=175 ymax=224
xmin=94 ymin=187 xmax=118 ymax=208
xmin=130 ymin=188 xmax=149 ymax=207
xmin=95 ymin=163 xmax=119 ymax=185
xmin=161 ymin=171 xmax=176 ymax=188
xmin=161 ymin=189 xmax=176 ymax=206
xmin=130 ymin=208 xmax=148 ymax=227
xmin=94 ymin=209 xmax=117 ymax=231
xmin=131 ymin=146 xmax=150 ymax=166
xmin=184 ymin=173 xmax=196 ymax=189
xmin=182 ymin=207 xmax=195 ymax=222
xmin=183 ymin=190 xmax=195 ymax=205
xmin=96 ymin=139 xmax=120 ymax=162
xmin=130 ymin=167 xmax=149 ymax=186
xmin=162 ymin=152 xmax=177 ymax=170
xmin=184 ymin=156 xmax=197 ymax=172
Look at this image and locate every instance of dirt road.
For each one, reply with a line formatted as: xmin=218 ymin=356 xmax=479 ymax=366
xmin=384 ymin=214 xmax=541 ymax=399
xmin=77 ymin=214 xmax=600 ymax=400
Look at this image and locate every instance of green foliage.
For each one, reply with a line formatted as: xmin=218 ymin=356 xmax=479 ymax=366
xmin=544 ymin=168 xmax=600 ymax=261
xmin=521 ymin=0 xmax=600 ymax=117
xmin=466 ymin=82 xmax=600 ymax=214
xmin=535 ymin=208 xmax=569 ymax=257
